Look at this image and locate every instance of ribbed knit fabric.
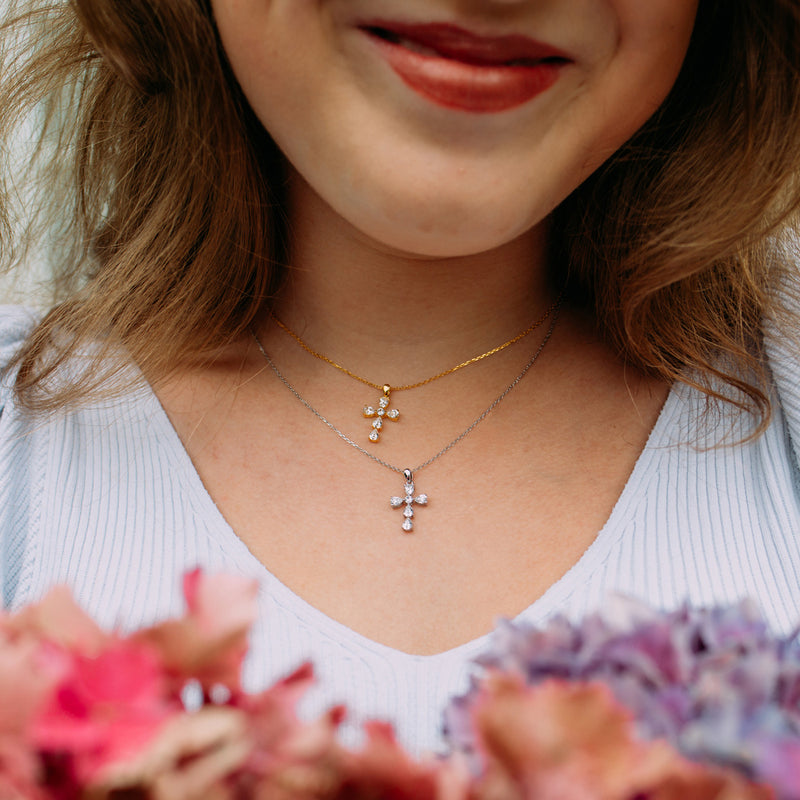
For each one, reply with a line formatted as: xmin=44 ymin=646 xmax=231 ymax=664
xmin=2 ymin=304 xmax=800 ymax=756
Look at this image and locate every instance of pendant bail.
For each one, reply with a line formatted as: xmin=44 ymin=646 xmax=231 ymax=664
xmin=383 ymin=384 xmax=391 ymax=397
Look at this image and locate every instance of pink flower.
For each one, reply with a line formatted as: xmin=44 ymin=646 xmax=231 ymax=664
xmin=467 ymin=673 xmax=770 ymax=800
xmin=0 ymin=636 xmax=64 ymax=800
xmin=136 ymin=569 xmax=259 ymax=696
xmin=243 ymin=662 xmax=344 ymax=794
xmin=335 ymin=721 xmax=470 ymax=800
xmin=88 ymin=706 xmax=251 ymax=800
xmin=754 ymin=738 xmax=800 ymax=799
xmin=30 ymin=639 xmax=177 ymax=785
xmin=4 ymin=587 xmax=108 ymax=656
xmin=242 ymin=663 xmax=318 ymax=756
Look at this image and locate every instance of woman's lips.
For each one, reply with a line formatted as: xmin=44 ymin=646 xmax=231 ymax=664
xmin=359 ymin=22 xmax=571 ymax=113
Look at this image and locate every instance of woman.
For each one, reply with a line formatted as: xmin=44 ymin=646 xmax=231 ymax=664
xmin=1 ymin=0 xmax=799 ymax=754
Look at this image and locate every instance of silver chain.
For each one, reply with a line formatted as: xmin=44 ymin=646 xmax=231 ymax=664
xmin=251 ymin=304 xmax=561 ymax=477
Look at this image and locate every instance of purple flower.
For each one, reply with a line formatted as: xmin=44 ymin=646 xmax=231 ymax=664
xmin=443 ymin=596 xmax=800 ymax=797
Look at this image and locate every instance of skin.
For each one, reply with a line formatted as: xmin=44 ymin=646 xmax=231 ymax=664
xmin=212 ymin=0 xmax=698 ymax=257
xmin=159 ymin=0 xmax=699 ymax=655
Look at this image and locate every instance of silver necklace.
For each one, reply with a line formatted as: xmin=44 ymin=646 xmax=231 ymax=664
xmin=252 ymin=305 xmax=560 ymax=534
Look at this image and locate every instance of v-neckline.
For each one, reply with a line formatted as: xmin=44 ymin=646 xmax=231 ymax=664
xmin=138 ymin=377 xmax=683 ymax=662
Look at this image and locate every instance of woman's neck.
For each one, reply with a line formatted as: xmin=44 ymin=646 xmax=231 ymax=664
xmin=267 ymin=175 xmax=555 ymax=383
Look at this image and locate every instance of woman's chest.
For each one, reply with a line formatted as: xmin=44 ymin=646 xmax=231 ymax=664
xmin=152 ymin=365 xmax=669 ymax=655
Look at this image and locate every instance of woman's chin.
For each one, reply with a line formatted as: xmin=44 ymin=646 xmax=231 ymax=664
xmin=336 ymin=199 xmax=543 ymax=259
xmin=352 ymin=222 xmax=525 ymax=259
xmin=288 ymin=160 xmax=549 ymax=259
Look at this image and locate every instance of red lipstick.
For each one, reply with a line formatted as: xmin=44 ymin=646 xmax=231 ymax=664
xmin=360 ymin=22 xmax=570 ymax=113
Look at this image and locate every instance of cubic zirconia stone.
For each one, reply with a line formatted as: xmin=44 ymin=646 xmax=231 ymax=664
xmin=415 ymin=494 xmax=428 ymax=505
xmin=369 ymin=431 xmax=379 ymax=442
xmin=390 ymin=497 xmax=404 ymax=507
xmin=364 ymin=406 xmax=375 ymax=416
xmin=404 ymin=483 xmax=414 ymax=495
xmin=402 ymin=519 xmax=413 ymax=532
xmin=377 ymin=408 xmax=385 ymax=416
xmin=403 ymin=507 xmax=414 ymax=518
xmin=373 ymin=419 xmax=382 ymax=430
xmin=379 ymin=397 xmax=390 ymax=408
xmin=386 ymin=409 xmax=399 ymax=419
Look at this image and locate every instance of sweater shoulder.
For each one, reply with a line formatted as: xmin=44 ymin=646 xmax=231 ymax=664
xmin=0 ymin=305 xmax=41 ymax=608
xmin=766 ymin=277 xmax=800 ymax=475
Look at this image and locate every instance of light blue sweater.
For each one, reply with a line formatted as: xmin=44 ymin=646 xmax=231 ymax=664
xmin=2 ymin=304 xmax=800 ymax=755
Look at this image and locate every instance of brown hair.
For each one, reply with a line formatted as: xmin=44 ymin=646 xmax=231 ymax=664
xmin=1 ymin=0 xmax=800 ymax=427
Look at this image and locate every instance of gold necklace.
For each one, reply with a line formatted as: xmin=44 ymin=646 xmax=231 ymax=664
xmin=253 ymin=304 xmax=561 ymax=533
xmin=272 ymin=295 xmax=561 ymax=443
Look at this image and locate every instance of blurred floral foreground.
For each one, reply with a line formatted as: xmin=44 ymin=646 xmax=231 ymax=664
xmin=1 ymin=571 xmax=799 ymax=800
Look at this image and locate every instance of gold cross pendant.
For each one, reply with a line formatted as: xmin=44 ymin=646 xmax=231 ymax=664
xmin=363 ymin=385 xmax=400 ymax=442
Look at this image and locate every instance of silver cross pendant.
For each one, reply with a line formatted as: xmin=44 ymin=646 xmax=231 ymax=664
xmin=364 ymin=385 xmax=400 ymax=442
xmin=390 ymin=469 xmax=428 ymax=533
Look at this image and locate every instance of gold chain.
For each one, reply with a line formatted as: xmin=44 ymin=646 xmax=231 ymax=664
xmin=272 ymin=294 xmax=562 ymax=393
